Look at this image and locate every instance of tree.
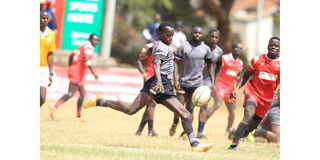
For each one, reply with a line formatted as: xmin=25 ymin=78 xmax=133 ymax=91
xmin=203 ymin=0 xmax=235 ymax=53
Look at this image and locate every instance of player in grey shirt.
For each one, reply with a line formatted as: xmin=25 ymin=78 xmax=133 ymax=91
xmin=169 ymin=26 xmax=215 ymax=139
xmin=200 ymin=29 xmax=223 ymax=138
xmin=82 ymin=22 xmax=214 ymax=152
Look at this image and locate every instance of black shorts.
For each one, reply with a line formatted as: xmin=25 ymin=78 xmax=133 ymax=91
xmin=140 ymin=74 xmax=176 ymax=104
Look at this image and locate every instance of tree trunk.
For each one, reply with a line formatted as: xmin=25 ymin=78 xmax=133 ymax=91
xmin=203 ymin=0 xmax=234 ymax=53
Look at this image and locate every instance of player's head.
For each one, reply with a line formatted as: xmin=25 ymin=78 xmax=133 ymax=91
xmin=175 ymin=21 xmax=183 ymax=31
xmin=89 ymin=33 xmax=99 ymax=47
xmin=157 ymin=22 xmax=174 ymax=45
xmin=267 ymin=37 xmax=280 ymax=59
xmin=154 ymin=13 xmax=161 ymax=22
xmin=40 ymin=11 xmax=49 ymax=29
xmin=231 ymin=43 xmax=242 ymax=57
xmin=207 ymin=29 xmax=220 ymax=45
xmin=191 ymin=26 xmax=203 ymax=43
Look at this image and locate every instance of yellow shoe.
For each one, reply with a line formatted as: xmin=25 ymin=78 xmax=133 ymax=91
xmin=49 ymin=103 xmax=56 ymax=120
xmin=191 ymin=143 xmax=214 ymax=152
xmin=169 ymin=123 xmax=178 ymax=136
xmin=83 ymin=95 xmax=104 ymax=109
xmin=75 ymin=117 xmax=87 ymax=123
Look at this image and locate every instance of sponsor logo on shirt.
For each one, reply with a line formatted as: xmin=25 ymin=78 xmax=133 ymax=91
xmin=258 ymin=72 xmax=278 ymax=81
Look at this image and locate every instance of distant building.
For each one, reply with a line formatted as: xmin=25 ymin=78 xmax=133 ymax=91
xmin=230 ymin=0 xmax=280 ymax=60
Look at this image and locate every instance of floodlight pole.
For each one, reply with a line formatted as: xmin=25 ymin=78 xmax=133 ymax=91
xmin=100 ymin=0 xmax=117 ymax=58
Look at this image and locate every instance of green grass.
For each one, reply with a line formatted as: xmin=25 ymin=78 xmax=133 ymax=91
xmin=40 ymin=92 xmax=279 ymax=160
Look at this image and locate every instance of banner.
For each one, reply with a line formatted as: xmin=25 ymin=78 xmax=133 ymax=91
xmin=61 ymin=0 xmax=104 ymax=52
xmin=47 ymin=66 xmax=144 ymax=103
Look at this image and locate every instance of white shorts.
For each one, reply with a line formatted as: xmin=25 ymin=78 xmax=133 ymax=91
xmin=40 ymin=66 xmax=49 ymax=88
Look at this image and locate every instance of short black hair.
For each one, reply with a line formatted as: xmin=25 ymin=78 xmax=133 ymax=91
xmin=232 ymin=43 xmax=240 ymax=49
xmin=208 ymin=29 xmax=219 ymax=35
xmin=89 ymin=33 xmax=98 ymax=40
xmin=269 ymin=36 xmax=280 ymax=41
xmin=157 ymin=22 xmax=173 ymax=33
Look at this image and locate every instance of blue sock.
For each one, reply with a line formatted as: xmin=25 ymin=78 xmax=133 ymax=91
xmin=96 ymin=99 xmax=107 ymax=107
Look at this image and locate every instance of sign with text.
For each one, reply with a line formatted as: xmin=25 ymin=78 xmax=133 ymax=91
xmin=47 ymin=66 xmax=144 ymax=103
xmin=61 ymin=0 xmax=104 ymax=53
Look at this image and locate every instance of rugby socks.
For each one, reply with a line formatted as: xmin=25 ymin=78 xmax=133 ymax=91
xmin=55 ymin=95 xmax=71 ymax=108
xmin=55 ymin=99 xmax=65 ymax=108
xmin=137 ymin=120 xmax=147 ymax=131
xmin=173 ymin=118 xmax=179 ymax=124
xmin=77 ymin=107 xmax=81 ymax=118
xmin=255 ymin=127 xmax=268 ymax=138
xmin=197 ymin=122 xmax=205 ymax=134
xmin=96 ymin=99 xmax=108 ymax=107
xmin=77 ymin=96 xmax=84 ymax=117
xmin=188 ymin=133 xmax=199 ymax=147
xmin=148 ymin=120 xmax=154 ymax=131
xmin=230 ymin=122 xmax=248 ymax=147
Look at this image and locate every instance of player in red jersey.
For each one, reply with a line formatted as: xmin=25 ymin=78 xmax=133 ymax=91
xmin=206 ymin=43 xmax=243 ymax=136
xmin=49 ymin=34 xmax=99 ymax=122
xmin=228 ymin=37 xmax=280 ymax=151
xmin=135 ymin=42 xmax=158 ymax=136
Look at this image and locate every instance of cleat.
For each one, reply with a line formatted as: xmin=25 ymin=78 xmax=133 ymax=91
xmin=135 ymin=130 xmax=142 ymax=136
xmin=197 ymin=133 xmax=208 ymax=139
xmin=244 ymin=132 xmax=255 ymax=143
xmin=75 ymin=117 xmax=87 ymax=123
xmin=148 ymin=129 xmax=158 ymax=137
xmin=191 ymin=143 xmax=214 ymax=152
xmin=83 ymin=95 xmax=104 ymax=109
xmin=169 ymin=123 xmax=178 ymax=136
xmin=49 ymin=103 xmax=56 ymax=120
xmin=228 ymin=146 xmax=237 ymax=151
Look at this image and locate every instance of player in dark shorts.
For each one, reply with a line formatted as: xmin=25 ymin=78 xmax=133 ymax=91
xmin=168 ymin=27 xmax=216 ymax=139
xmin=83 ymin=22 xmax=214 ymax=152
xmin=228 ymin=37 xmax=280 ymax=151
xmin=135 ymin=42 xmax=158 ymax=136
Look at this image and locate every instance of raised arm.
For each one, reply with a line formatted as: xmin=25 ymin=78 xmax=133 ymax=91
xmin=84 ymin=56 xmax=98 ymax=80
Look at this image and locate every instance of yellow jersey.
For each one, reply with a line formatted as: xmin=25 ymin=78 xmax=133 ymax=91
xmin=40 ymin=26 xmax=56 ymax=66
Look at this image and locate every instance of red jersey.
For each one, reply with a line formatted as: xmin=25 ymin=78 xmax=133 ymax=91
xmin=217 ymin=53 xmax=243 ymax=88
xmin=139 ymin=42 xmax=155 ymax=78
xmin=68 ymin=41 xmax=94 ymax=82
xmin=244 ymin=54 xmax=280 ymax=103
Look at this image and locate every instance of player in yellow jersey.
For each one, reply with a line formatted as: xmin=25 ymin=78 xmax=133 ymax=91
xmin=40 ymin=11 xmax=56 ymax=107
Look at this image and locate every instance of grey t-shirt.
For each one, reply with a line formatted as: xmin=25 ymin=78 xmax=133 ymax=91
xmin=203 ymin=44 xmax=223 ymax=86
xmin=175 ymin=41 xmax=213 ymax=88
xmin=152 ymin=40 xmax=174 ymax=80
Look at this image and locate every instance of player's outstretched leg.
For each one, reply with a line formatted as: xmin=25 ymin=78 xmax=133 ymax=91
xmin=228 ymin=103 xmax=255 ymax=151
xmin=162 ymin=98 xmax=214 ymax=152
xmin=83 ymin=92 xmax=153 ymax=115
xmin=50 ymin=83 xmax=78 ymax=120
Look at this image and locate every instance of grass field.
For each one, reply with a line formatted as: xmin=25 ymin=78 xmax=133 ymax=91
xmin=40 ymin=92 xmax=280 ymax=160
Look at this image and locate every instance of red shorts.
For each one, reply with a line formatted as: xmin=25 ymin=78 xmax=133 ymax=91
xmin=216 ymin=82 xmax=234 ymax=102
xmin=243 ymin=94 xmax=271 ymax=118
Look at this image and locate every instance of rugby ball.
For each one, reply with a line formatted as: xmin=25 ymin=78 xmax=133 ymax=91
xmin=192 ymin=85 xmax=211 ymax=106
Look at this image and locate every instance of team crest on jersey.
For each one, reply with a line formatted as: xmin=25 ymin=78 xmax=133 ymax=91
xmin=186 ymin=47 xmax=190 ymax=51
